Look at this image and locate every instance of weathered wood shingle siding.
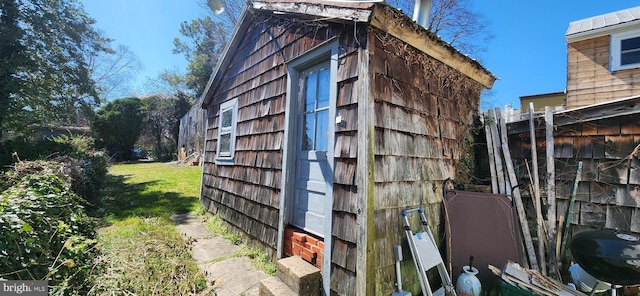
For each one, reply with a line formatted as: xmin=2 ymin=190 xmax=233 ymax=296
xmin=178 ymin=99 xmax=207 ymax=155
xmin=369 ymin=29 xmax=484 ymax=294
xmin=567 ymin=36 xmax=640 ymax=108
xmin=202 ymin=14 xmax=312 ymax=252
xmin=329 ymin=28 xmax=361 ymax=296
xmin=508 ymin=113 xmax=640 ymax=238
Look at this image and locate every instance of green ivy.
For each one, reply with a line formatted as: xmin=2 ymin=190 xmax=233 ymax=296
xmin=0 ymin=174 xmax=101 ymax=295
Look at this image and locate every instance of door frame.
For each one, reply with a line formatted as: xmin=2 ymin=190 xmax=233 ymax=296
xmin=277 ymin=38 xmax=338 ymax=296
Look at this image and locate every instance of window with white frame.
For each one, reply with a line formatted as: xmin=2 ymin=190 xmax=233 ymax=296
xmin=611 ymin=30 xmax=640 ymax=71
xmin=216 ymin=98 xmax=238 ymax=164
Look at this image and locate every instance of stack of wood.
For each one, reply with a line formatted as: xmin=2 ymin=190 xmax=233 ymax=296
xmin=484 ymin=105 xmax=569 ymax=278
xmin=177 ymin=151 xmax=202 ymax=166
xmin=489 ymin=261 xmax=586 ymax=296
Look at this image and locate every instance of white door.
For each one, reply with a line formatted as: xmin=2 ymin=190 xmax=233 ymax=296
xmin=292 ymin=62 xmax=331 ymax=237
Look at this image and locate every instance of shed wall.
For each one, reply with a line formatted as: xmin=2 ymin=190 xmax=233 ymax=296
xmin=178 ymin=98 xmax=207 ymax=157
xmin=201 ymin=11 xmax=488 ymax=296
xmin=369 ymin=29 xmax=485 ymax=295
xmin=508 ymin=114 xmax=640 ymax=239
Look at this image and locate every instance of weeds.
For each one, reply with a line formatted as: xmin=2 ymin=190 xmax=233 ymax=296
xmin=237 ymin=245 xmax=277 ymax=276
xmin=91 ymin=217 xmax=205 ymax=295
xmin=204 ymin=214 xmax=276 ymax=276
xmin=0 ymin=174 xmax=100 ymax=295
xmin=205 ymin=214 xmax=242 ymax=244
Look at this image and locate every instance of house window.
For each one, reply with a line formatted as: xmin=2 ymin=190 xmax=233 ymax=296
xmin=611 ymin=31 xmax=640 ymax=71
xmin=216 ymin=98 xmax=238 ymax=164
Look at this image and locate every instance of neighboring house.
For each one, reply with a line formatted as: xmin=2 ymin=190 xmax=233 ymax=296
xmin=199 ymin=1 xmax=495 ymax=295
xmin=519 ymin=91 xmax=566 ymax=113
xmin=565 ymin=6 xmax=640 ymax=108
xmin=29 ymin=124 xmax=91 ymax=140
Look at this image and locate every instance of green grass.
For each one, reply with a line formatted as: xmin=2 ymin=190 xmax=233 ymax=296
xmin=91 ymin=162 xmax=207 ymax=295
xmin=99 ymin=162 xmax=203 ymax=221
xmin=92 ymin=162 xmax=276 ymax=295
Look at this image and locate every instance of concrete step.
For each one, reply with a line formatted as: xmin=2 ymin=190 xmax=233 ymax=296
xmin=259 ymin=277 xmax=297 ymax=296
xmin=276 ymin=256 xmax=321 ymax=296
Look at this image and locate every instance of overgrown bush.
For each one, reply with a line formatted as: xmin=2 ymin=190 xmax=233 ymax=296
xmin=0 ymin=174 xmax=100 ymax=294
xmin=0 ymin=134 xmax=102 ymax=167
xmin=1 ymin=157 xmax=107 ymax=208
xmin=1 ymin=135 xmax=108 ymax=207
xmin=0 ymin=135 xmax=108 ymax=294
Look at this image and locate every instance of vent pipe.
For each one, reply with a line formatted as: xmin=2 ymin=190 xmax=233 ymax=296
xmin=412 ymin=0 xmax=431 ymax=28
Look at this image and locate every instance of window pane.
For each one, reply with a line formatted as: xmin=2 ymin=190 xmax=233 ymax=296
xmin=317 ymin=68 xmax=330 ymax=108
xmin=302 ymin=113 xmax=315 ymax=151
xmin=305 ymin=73 xmax=317 ymax=112
xmin=315 ymin=110 xmax=329 ymax=151
xmin=221 ymin=109 xmax=232 ymax=128
xmin=621 ymin=37 xmax=640 ymax=51
xmin=621 ymin=51 xmax=640 ymax=66
xmin=219 ymin=133 xmax=231 ymax=154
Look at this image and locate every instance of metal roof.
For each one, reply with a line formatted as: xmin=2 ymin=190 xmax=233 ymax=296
xmin=566 ymin=6 xmax=640 ymax=39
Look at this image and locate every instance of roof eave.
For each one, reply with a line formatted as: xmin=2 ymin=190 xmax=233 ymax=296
xmin=252 ymin=1 xmax=373 ymax=22
xmin=201 ymin=2 xmax=374 ymax=107
xmin=566 ymin=20 xmax=640 ymax=43
xmin=369 ymin=5 xmax=496 ymax=88
xmin=507 ymin=94 xmax=640 ymax=135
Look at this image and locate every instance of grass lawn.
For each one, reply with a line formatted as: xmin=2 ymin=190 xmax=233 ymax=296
xmin=100 ymin=162 xmax=203 ymax=220
xmin=91 ymin=162 xmax=207 ymax=295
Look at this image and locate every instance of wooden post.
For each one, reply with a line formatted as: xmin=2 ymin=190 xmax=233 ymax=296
xmin=355 ymin=36 xmax=374 ymax=296
xmin=495 ymin=110 xmax=512 ymax=196
xmin=529 ymin=103 xmax=546 ymax=275
xmin=545 ymin=106 xmax=558 ymax=278
xmin=497 ymin=107 xmax=539 ymax=271
xmin=560 ymin=161 xmax=583 ymax=259
xmin=484 ymin=112 xmax=499 ymax=194
xmin=488 ymin=109 xmax=506 ymax=195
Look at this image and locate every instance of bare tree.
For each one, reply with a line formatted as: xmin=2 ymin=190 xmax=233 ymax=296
xmin=135 ymin=69 xmax=193 ymax=97
xmin=201 ymin=0 xmax=243 ymax=29
xmin=386 ymin=0 xmax=494 ymax=58
xmin=90 ymin=44 xmax=143 ymax=100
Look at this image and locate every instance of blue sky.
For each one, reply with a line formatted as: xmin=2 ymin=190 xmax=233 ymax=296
xmin=81 ymin=0 xmax=638 ymax=109
xmin=472 ymin=0 xmax=636 ymax=109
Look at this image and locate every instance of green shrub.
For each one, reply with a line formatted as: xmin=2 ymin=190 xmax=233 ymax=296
xmin=0 ymin=174 xmax=100 ymax=294
xmin=49 ymin=134 xmax=95 ymax=159
xmin=0 ymin=134 xmax=103 ymax=169
xmin=2 ymin=156 xmax=107 ymax=206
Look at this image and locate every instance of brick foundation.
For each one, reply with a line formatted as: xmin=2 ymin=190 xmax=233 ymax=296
xmin=284 ymin=227 xmax=324 ymax=269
